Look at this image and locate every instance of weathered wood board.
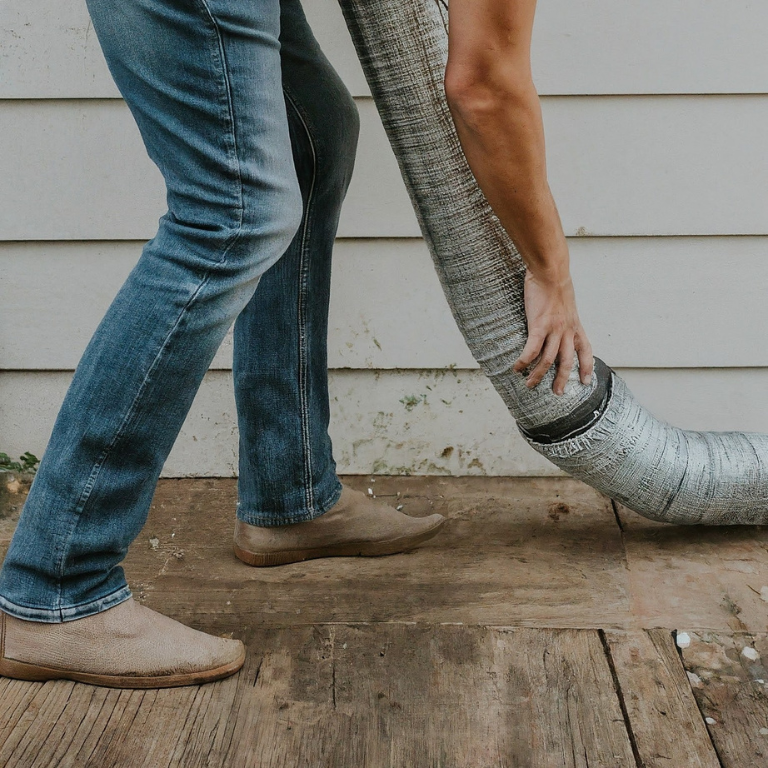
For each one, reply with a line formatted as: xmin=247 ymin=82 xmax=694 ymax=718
xmin=616 ymin=504 xmax=768 ymax=633
xmin=123 ymin=476 xmax=631 ymax=630
xmin=4 ymin=477 xmax=764 ymax=765
xmin=681 ymin=631 xmax=768 ymax=768
xmin=0 ymin=473 xmax=29 ymax=545
xmin=605 ymin=629 xmax=721 ymax=767
xmin=5 ymin=479 xmax=768 ymax=635
xmin=0 ymin=625 xmax=639 ymax=767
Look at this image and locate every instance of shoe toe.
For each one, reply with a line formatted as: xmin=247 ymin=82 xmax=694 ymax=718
xmin=186 ymin=632 xmax=245 ymax=672
xmin=219 ymin=638 xmax=247 ymax=670
xmin=421 ymin=513 xmax=447 ymax=531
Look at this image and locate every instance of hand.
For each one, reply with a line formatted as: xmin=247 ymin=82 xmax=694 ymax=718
xmin=512 ymin=269 xmax=594 ymax=395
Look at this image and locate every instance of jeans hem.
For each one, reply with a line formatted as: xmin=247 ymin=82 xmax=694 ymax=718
xmin=237 ymin=476 xmax=343 ymax=527
xmin=0 ymin=585 xmax=132 ymax=624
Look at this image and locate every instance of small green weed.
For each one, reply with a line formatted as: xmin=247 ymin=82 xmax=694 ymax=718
xmin=0 ymin=452 xmax=40 ymax=474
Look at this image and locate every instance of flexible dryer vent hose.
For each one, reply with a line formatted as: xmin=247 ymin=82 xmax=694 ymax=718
xmin=338 ymin=0 xmax=768 ymax=524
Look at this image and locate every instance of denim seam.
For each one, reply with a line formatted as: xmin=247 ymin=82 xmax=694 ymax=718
xmin=238 ymin=476 xmax=342 ymax=527
xmin=50 ymin=1 xmax=250 ymax=616
xmin=0 ymin=585 xmax=132 ymax=624
xmin=52 ymin=272 xmax=216 ymax=616
xmin=52 ymin=228 xmax=250 ymax=615
xmin=284 ymin=88 xmax=318 ymax=513
xmin=195 ymin=0 xmax=244 ymax=228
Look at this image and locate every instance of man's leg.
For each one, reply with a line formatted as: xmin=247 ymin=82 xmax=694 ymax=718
xmin=231 ymin=0 xmax=446 ymax=566
xmin=0 ymin=0 xmax=301 ymax=685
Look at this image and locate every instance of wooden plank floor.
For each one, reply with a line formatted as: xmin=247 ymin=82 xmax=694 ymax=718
xmin=1 ymin=475 xmax=767 ymax=766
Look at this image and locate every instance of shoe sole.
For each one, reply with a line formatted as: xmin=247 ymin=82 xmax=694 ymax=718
xmin=0 ymin=646 xmax=246 ymax=689
xmin=234 ymin=517 xmax=446 ymax=567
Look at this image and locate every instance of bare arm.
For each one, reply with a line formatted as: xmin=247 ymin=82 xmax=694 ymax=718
xmin=444 ymin=0 xmax=592 ymax=395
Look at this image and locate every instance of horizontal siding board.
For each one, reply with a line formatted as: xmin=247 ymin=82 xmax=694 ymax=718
xmin=3 ymin=237 xmax=768 ymax=370
xmin=0 ymin=0 xmax=117 ymax=99
xmin=0 ymin=369 xmax=558 ymax=477
xmin=544 ymin=95 xmax=768 ymax=237
xmin=530 ymin=0 xmax=768 ymax=96
xmin=4 ymin=0 xmax=768 ymax=98
xmin=2 ymin=367 xmax=767 ymax=478
xmin=2 ymin=98 xmax=768 ymax=240
xmin=4 ymin=1 xmax=764 ymax=481
xmin=0 ymin=98 xmax=418 ymax=240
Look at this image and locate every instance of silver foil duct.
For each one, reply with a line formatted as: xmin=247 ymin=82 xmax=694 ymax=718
xmin=338 ymin=0 xmax=768 ymax=523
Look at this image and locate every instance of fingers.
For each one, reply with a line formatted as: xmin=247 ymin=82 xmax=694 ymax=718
xmin=526 ymin=335 xmax=560 ymax=390
xmin=515 ymin=326 xmax=595 ymax=395
xmin=575 ymin=333 xmax=594 ymax=386
xmin=552 ymin=336 xmax=575 ymax=396
xmin=513 ymin=333 xmax=546 ymax=374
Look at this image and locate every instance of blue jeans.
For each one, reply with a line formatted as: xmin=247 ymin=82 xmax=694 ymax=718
xmin=0 ymin=0 xmax=358 ymax=621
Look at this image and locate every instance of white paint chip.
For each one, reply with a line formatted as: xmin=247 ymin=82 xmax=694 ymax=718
xmin=705 ymin=717 xmax=717 ymax=725
xmin=396 ymin=505 xmax=404 ymax=511
xmin=676 ymin=632 xmax=691 ymax=649
xmin=686 ymin=671 xmax=703 ymax=687
xmin=760 ymin=728 xmax=768 ymax=736
xmin=149 ymin=537 xmax=160 ymax=551
xmin=742 ymin=646 xmax=760 ymax=661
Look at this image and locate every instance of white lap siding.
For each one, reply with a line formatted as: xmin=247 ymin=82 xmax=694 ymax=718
xmin=1 ymin=0 xmax=767 ymax=475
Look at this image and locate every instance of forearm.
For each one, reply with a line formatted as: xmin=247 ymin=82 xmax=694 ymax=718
xmin=445 ymin=0 xmax=592 ymax=394
xmin=447 ymin=80 xmax=569 ymax=285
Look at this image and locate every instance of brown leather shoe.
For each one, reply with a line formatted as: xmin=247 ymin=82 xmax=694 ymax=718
xmin=234 ymin=485 xmax=446 ymax=566
xmin=0 ymin=599 xmax=245 ymax=689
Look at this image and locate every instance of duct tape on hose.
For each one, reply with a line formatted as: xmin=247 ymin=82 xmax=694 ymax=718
xmin=522 ymin=371 xmax=768 ymax=525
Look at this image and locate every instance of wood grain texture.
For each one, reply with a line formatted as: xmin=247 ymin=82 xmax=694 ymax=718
xmin=0 ymin=474 xmax=29 ymax=544
xmin=4 ymin=236 xmax=768 ymax=371
xmin=123 ymin=476 xmax=630 ymax=630
xmin=325 ymin=624 xmax=637 ymax=768
xmin=605 ymin=629 xmax=721 ymax=767
xmin=3 ymin=98 xmax=768 ymax=241
xmin=681 ymin=631 xmax=768 ymax=768
xmin=0 ymin=625 xmax=639 ymax=767
xmin=1 ymin=476 xmax=751 ymax=765
xmin=4 ymin=0 xmax=768 ymax=98
xmin=4 ymin=478 xmax=768 ymax=634
xmin=616 ymin=504 xmax=768 ymax=633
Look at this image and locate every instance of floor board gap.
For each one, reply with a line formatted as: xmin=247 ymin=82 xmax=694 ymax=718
xmin=599 ymin=628 xmax=644 ymax=768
